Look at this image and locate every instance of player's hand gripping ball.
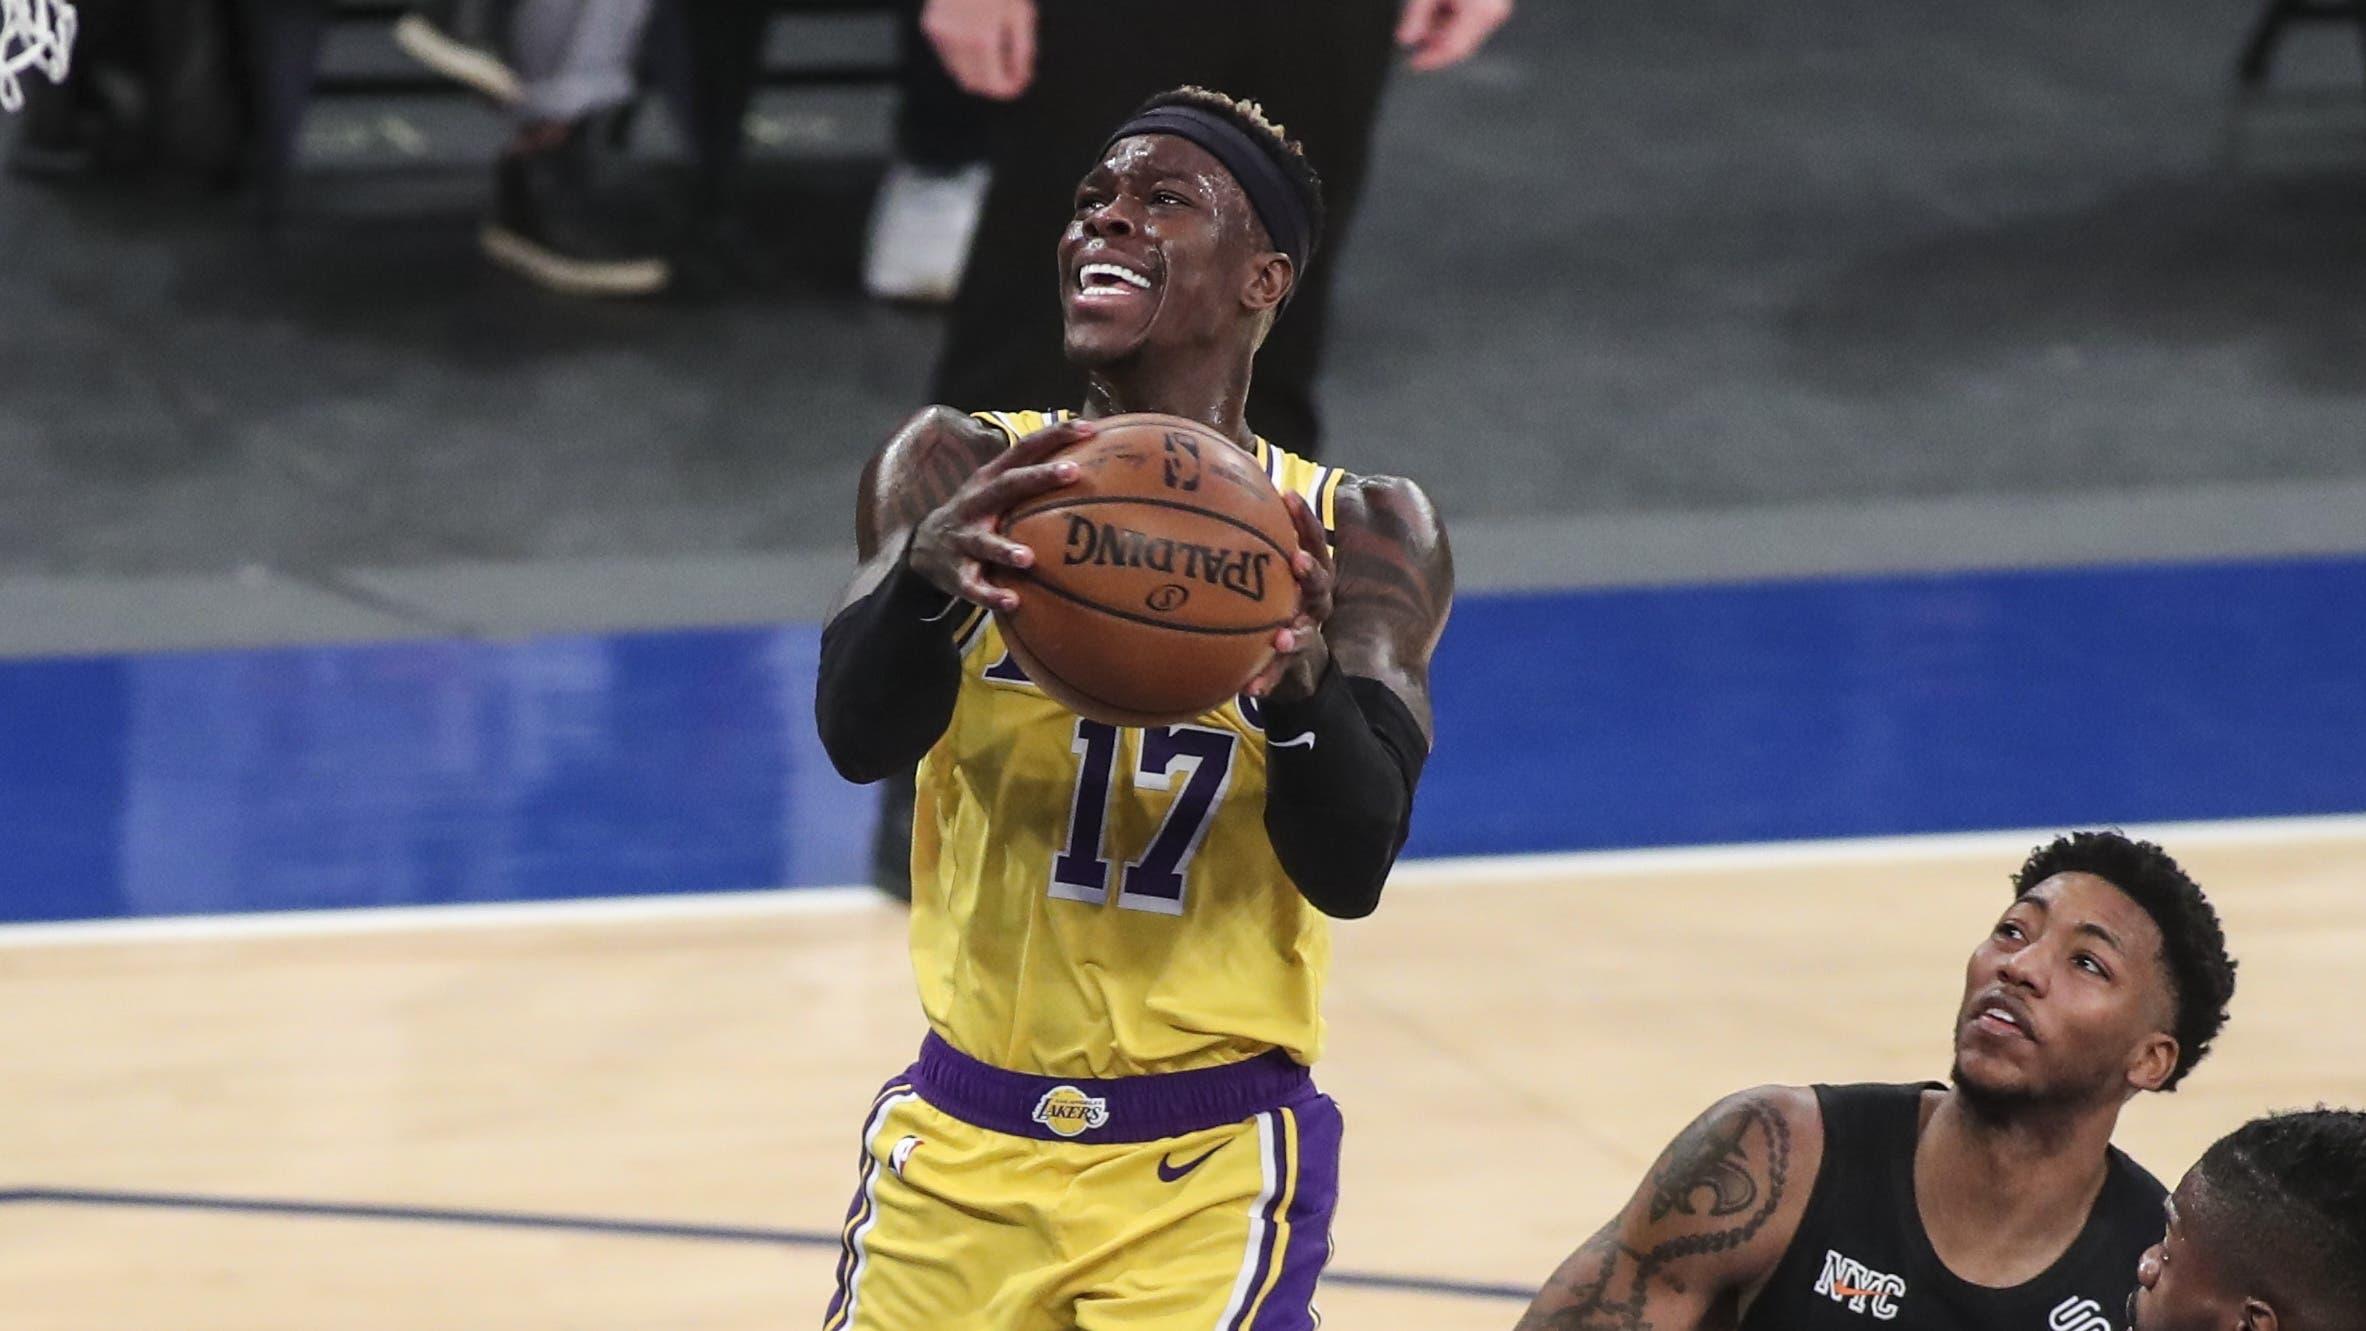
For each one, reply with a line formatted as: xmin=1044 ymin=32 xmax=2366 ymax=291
xmin=988 ymin=414 xmax=1303 ymax=726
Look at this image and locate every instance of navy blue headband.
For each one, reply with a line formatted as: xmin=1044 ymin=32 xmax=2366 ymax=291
xmin=1103 ymin=105 xmax=1314 ymax=299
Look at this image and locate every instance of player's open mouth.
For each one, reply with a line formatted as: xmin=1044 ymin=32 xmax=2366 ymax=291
xmin=1973 ymin=1009 xmax=2024 ymax=1039
xmin=1968 ymin=995 xmax=2037 ymax=1042
xmin=1075 ymin=261 xmax=1155 ymax=304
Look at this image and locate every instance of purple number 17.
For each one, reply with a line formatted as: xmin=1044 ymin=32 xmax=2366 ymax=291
xmin=1047 ymin=720 xmax=1238 ymax=915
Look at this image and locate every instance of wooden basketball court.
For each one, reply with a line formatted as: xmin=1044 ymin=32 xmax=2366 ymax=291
xmin=2 ymin=819 xmax=2358 ymax=1329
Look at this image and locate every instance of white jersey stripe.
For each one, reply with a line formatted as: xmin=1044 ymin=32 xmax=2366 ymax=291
xmin=1307 ymin=465 xmax=1333 ymax=517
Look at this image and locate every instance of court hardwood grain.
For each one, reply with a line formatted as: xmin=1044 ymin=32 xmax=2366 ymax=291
xmin=2 ymin=827 xmax=2356 ymax=1329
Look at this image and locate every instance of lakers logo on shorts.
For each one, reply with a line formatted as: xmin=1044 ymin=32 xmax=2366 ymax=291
xmin=1031 ymin=1085 xmax=1111 ymax=1138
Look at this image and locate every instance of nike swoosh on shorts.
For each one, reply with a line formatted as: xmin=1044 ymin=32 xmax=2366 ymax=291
xmin=1156 ymin=1143 xmax=1226 ymax=1182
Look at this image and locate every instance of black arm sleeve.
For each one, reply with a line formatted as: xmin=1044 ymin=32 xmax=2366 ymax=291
xmin=814 ymin=542 xmax=968 ymax=784
xmin=1258 ymin=666 xmax=1431 ymax=919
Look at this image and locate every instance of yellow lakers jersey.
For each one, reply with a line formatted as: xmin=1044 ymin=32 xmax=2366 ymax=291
xmin=909 ymin=410 xmax=1349 ymax=1079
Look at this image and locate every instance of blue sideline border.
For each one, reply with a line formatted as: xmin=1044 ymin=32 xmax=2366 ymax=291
xmin=1 ymin=555 xmax=2361 ymax=924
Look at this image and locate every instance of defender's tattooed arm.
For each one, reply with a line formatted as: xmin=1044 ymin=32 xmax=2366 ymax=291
xmin=1514 ymin=1087 xmax=1826 ymax=1331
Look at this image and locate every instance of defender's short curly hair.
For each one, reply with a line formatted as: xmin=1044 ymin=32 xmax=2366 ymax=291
xmin=2196 ymin=1108 xmax=2366 ymax=1309
xmin=2010 ymin=830 xmax=2235 ymax=1091
xmin=1126 ymin=86 xmax=1327 ymax=264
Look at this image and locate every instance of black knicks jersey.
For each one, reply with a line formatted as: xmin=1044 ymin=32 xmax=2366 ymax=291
xmin=1739 ymin=1083 xmax=2167 ymax=1331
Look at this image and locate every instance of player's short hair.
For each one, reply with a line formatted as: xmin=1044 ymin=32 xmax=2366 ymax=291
xmin=2194 ymin=1109 xmax=2366 ymax=1311
xmin=1126 ymin=86 xmax=1327 ymax=265
xmin=2008 ymin=830 xmax=2234 ymax=1090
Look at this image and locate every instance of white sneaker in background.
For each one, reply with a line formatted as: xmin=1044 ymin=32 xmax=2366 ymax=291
xmin=863 ymin=160 xmax=990 ymax=304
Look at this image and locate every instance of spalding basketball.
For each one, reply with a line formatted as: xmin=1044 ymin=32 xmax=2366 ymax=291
xmin=991 ymin=414 xmax=1301 ymax=727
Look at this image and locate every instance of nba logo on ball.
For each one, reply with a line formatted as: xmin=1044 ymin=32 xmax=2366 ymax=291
xmin=1032 ymin=1086 xmax=1111 ymax=1138
xmin=1160 ymin=433 xmax=1202 ymax=490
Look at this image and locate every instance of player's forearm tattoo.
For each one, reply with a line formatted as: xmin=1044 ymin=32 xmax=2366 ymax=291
xmin=862 ymin=417 xmax=997 ymax=560
xmin=1334 ymin=500 xmax=1443 ymax=626
xmin=1330 ymin=479 xmax=1452 ymax=675
xmin=1515 ymin=1096 xmax=1793 ymax=1331
xmin=1335 ymin=542 xmax=1439 ymax=631
xmin=886 ymin=427 xmax=988 ymax=534
xmin=1517 ymin=1226 xmax=1649 ymax=1331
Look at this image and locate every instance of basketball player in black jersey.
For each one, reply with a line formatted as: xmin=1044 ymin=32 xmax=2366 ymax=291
xmin=1516 ymin=830 xmax=2238 ymax=1331
xmin=2130 ymin=1108 xmax=2366 ymax=1331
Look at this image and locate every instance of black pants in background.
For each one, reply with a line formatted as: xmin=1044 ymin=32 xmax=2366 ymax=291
xmin=894 ymin=0 xmax=993 ymax=170
xmin=667 ymin=1 xmax=991 ymax=213
xmin=930 ymin=0 xmax=1401 ymax=460
xmin=661 ymin=0 xmax=766 ymax=216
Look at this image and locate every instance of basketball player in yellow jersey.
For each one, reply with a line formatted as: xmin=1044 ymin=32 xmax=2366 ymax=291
xmin=812 ymin=86 xmax=1453 ymax=1329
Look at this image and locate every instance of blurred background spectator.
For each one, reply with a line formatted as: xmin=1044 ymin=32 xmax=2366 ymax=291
xmin=862 ymin=0 xmax=992 ymax=303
